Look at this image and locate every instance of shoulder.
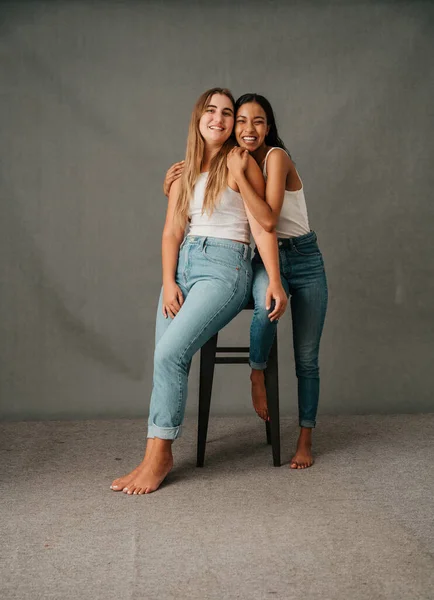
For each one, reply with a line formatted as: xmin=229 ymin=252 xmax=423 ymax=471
xmin=266 ymin=147 xmax=292 ymax=172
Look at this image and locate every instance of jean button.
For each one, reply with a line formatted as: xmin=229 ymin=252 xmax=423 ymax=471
xmin=278 ymin=241 xmax=283 ymax=247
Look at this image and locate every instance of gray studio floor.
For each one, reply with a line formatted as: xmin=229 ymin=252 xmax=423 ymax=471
xmin=1 ymin=414 xmax=433 ymax=600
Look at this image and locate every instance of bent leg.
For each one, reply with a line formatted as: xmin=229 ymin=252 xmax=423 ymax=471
xmin=249 ymin=262 xmax=289 ymax=420
xmin=250 ymin=263 xmax=289 ymax=369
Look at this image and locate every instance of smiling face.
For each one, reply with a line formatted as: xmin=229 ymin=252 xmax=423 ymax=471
xmin=235 ymin=102 xmax=270 ymax=152
xmin=198 ymin=93 xmax=234 ymax=147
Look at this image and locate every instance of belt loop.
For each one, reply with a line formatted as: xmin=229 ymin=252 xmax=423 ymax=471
xmin=200 ymin=236 xmax=207 ymax=250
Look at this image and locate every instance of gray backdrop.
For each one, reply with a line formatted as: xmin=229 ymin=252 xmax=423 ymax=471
xmin=1 ymin=0 xmax=433 ymax=420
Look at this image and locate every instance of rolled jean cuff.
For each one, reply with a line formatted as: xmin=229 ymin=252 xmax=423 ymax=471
xmin=300 ymin=419 xmax=316 ymax=428
xmin=147 ymin=422 xmax=182 ymax=440
xmin=249 ymin=360 xmax=267 ymax=370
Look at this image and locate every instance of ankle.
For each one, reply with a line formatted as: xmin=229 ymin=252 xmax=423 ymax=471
xmin=299 ymin=427 xmax=312 ymax=441
xmin=250 ymin=369 xmax=265 ymax=382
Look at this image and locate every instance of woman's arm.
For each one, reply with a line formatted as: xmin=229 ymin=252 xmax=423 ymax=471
xmin=240 ymin=157 xmax=288 ymax=321
xmin=227 ymin=147 xmax=289 ymax=232
xmin=161 ymin=177 xmax=186 ymax=318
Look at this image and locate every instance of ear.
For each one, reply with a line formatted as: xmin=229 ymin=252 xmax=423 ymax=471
xmin=266 ymin=125 xmax=271 ymax=135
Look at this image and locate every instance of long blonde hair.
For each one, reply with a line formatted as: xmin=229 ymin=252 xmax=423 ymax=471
xmin=174 ymin=88 xmax=236 ymax=228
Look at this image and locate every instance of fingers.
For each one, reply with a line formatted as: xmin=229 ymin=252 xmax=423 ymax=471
xmin=171 ymin=296 xmax=181 ymax=313
xmin=164 ymin=163 xmax=184 ymax=196
xmin=169 ymin=160 xmax=184 ymax=173
xmin=265 ymin=289 xmax=272 ymax=311
xmin=163 ymin=305 xmax=177 ymax=320
xmin=229 ymin=147 xmax=245 ymax=156
xmin=163 ymin=294 xmax=183 ymax=320
xmin=269 ymin=296 xmax=287 ymax=321
xmin=268 ymin=297 xmax=281 ymax=321
xmin=167 ymin=307 xmax=177 ymax=319
xmin=168 ymin=169 xmax=183 ymax=183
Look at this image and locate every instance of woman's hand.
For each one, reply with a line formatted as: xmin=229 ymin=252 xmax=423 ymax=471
xmin=265 ymin=282 xmax=288 ymax=322
xmin=163 ymin=161 xmax=184 ymax=197
xmin=227 ymin=147 xmax=249 ymax=182
xmin=162 ymin=281 xmax=184 ymax=319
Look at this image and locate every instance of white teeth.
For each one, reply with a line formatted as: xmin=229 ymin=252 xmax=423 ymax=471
xmin=209 ymin=126 xmax=224 ymax=131
xmin=243 ymin=137 xmax=256 ymax=141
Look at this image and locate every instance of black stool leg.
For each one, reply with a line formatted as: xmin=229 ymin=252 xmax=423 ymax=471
xmin=265 ymin=421 xmax=271 ymax=445
xmin=197 ymin=333 xmax=218 ymax=467
xmin=264 ymin=336 xmax=281 ymax=466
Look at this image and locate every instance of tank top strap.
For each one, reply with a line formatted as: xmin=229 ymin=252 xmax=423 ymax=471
xmin=262 ymin=147 xmax=288 ymax=177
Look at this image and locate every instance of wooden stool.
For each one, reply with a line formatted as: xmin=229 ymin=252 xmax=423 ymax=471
xmin=196 ymin=301 xmax=281 ymax=467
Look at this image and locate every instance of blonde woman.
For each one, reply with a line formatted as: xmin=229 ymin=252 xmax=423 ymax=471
xmin=111 ymin=88 xmax=287 ymax=495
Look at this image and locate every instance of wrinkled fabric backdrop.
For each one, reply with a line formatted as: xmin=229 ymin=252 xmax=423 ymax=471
xmin=1 ymin=0 xmax=433 ymax=419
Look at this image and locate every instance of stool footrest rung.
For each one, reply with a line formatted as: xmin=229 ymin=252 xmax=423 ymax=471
xmin=215 ymin=357 xmax=250 ymax=364
xmin=216 ymin=347 xmax=250 ymax=353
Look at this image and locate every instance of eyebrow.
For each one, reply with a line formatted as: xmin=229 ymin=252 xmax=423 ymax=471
xmin=207 ymin=104 xmax=234 ymax=114
xmin=237 ymin=114 xmax=265 ymax=120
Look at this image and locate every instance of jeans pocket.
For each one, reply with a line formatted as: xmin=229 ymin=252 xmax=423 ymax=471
xmin=293 ymin=243 xmax=321 ymax=257
xmin=203 ymin=244 xmax=242 ymax=269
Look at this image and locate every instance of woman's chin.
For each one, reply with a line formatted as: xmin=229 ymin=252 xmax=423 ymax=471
xmin=239 ymin=143 xmax=259 ymax=152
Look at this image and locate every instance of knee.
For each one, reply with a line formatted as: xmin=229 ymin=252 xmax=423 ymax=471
xmin=154 ymin=342 xmax=180 ymax=371
xmin=295 ymin=351 xmax=319 ymax=379
xmin=252 ymin=303 xmax=273 ymax=327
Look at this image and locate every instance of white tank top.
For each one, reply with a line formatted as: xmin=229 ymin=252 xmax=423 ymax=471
xmin=187 ymin=173 xmax=250 ymax=243
xmin=263 ymin=147 xmax=310 ymax=238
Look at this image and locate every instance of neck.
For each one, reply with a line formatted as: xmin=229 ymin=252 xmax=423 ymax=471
xmin=251 ymin=144 xmax=270 ymax=167
xmin=201 ymin=143 xmax=223 ymax=172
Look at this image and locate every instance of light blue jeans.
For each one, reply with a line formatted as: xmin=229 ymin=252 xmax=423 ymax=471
xmin=147 ymin=236 xmax=252 ymax=440
xmin=250 ymin=231 xmax=328 ymax=428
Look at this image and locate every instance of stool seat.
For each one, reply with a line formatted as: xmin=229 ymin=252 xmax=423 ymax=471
xmin=197 ymin=301 xmax=281 ymax=467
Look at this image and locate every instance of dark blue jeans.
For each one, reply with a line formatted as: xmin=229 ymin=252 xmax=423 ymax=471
xmin=250 ymin=231 xmax=328 ymax=428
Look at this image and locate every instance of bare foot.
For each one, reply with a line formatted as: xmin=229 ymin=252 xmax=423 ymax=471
xmin=250 ymin=369 xmax=269 ymax=421
xmin=110 ymin=438 xmax=154 ymax=491
xmin=122 ymin=439 xmax=173 ymax=495
xmin=290 ymin=428 xmax=314 ymax=469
